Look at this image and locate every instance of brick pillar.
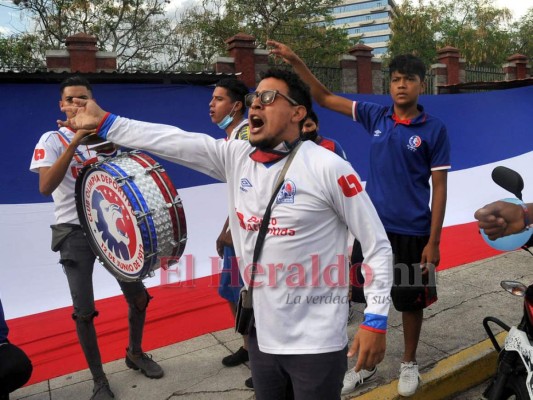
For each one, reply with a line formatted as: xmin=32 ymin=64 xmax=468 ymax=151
xmin=503 ymin=54 xmax=530 ymax=80
xmin=339 ymin=54 xmax=357 ymax=93
xmin=46 ymin=33 xmax=116 ymax=72
xmin=214 ymin=56 xmax=236 ymax=75
xmin=430 ymin=63 xmax=447 ymax=94
xmin=226 ymin=33 xmax=257 ymax=88
xmin=253 ymin=49 xmax=269 ymax=87
xmin=348 ymin=44 xmax=374 ymax=94
xmin=66 ymin=33 xmax=98 ymax=73
xmin=371 ymin=58 xmax=383 ymax=94
xmin=437 ymin=46 xmax=462 ymax=86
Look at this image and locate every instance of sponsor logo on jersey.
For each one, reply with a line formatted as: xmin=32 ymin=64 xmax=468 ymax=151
xmin=276 ymin=180 xmax=296 ymax=204
xmin=33 ymin=148 xmax=45 ymax=161
xmin=83 ymin=170 xmax=144 ymax=276
xmin=338 ymin=174 xmax=363 ymax=197
xmin=240 ymin=178 xmax=253 ymax=192
xmin=236 ymin=211 xmax=296 ymax=236
xmin=407 ymin=135 xmax=422 ymax=152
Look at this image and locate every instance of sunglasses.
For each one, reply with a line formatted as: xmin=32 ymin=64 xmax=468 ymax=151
xmin=245 ymin=90 xmax=299 ymax=107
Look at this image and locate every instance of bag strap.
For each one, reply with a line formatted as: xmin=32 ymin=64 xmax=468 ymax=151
xmin=243 ymin=141 xmax=302 ymax=308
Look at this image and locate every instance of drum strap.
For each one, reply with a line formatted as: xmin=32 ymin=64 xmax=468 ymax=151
xmin=56 ymin=130 xmax=87 ymax=164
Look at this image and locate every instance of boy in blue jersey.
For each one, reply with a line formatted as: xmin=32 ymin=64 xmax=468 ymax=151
xmin=268 ymin=40 xmax=450 ymax=397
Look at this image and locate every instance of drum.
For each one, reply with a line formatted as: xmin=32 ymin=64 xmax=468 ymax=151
xmin=75 ymin=151 xmax=187 ymax=281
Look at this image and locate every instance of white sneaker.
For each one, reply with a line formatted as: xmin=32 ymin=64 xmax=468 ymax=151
xmin=397 ymin=362 xmax=421 ymax=397
xmin=341 ymin=367 xmax=377 ymax=395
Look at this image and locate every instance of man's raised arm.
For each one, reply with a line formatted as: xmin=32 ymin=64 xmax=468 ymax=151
xmin=267 ymin=40 xmax=353 ymax=117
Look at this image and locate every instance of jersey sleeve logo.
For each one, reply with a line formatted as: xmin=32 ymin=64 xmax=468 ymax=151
xmin=338 ymin=174 xmax=363 ymax=197
xmin=34 ymin=148 xmax=45 ymax=161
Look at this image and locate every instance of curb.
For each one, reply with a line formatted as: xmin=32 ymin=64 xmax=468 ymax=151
xmin=352 ymin=332 xmax=506 ymax=400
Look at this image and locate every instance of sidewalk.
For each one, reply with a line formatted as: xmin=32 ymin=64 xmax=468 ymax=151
xmin=11 ymin=250 xmax=533 ymax=400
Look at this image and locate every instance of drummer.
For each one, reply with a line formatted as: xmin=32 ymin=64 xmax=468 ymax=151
xmin=29 ymin=76 xmax=164 ymax=400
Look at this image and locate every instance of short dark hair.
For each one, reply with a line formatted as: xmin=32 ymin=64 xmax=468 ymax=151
xmin=389 ymin=54 xmax=426 ymax=81
xmin=215 ymin=78 xmax=250 ymax=113
xmin=306 ymin=109 xmax=318 ymax=125
xmin=60 ymin=76 xmax=93 ymax=95
xmin=259 ymin=68 xmax=312 ymax=115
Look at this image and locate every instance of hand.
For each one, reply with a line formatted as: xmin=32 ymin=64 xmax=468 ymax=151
xmin=349 ymin=328 xmax=386 ymax=372
xmin=420 ymin=242 xmax=440 ymax=275
xmin=71 ymin=129 xmax=97 ymax=147
xmin=57 ymin=98 xmax=108 ymax=131
xmin=266 ymin=40 xmax=300 ymax=65
xmin=216 ymin=229 xmax=233 ymax=258
xmin=474 ymin=201 xmax=526 ymax=240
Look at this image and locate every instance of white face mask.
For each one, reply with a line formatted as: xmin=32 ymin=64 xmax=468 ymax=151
xmin=217 ymin=102 xmax=238 ymax=130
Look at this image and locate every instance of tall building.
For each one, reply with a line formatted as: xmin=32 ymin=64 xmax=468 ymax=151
xmin=331 ymin=0 xmax=397 ymax=57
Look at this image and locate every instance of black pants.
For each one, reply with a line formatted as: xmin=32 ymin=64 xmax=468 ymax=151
xmin=57 ymin=228 xmax=148 ymax=381
xmin=0 ymin=342 xmax=32 ymax=396
xmin=248 ymin=327 xmax=347 ymax=400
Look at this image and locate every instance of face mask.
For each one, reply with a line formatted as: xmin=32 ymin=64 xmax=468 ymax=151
xmin=302 ymin=129 xmax=318 ymax=142
xmin=217 ymin=102 xmax=238 ymax=130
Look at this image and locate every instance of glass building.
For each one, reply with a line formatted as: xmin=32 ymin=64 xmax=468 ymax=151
xmin=331 ymin=0 xmax=397 ymax=57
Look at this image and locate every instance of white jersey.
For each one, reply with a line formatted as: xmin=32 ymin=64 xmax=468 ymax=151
xmin=101 ymin=115 xmax=393 ymax=355
xmin=229 ymin=119 xmax=249 ymax=141
xmin=29 ymin=127 xmax=97 ymax=224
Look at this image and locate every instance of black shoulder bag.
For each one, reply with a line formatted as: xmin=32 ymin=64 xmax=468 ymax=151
xmin=235 ymin=142 xmax=301 ymax=335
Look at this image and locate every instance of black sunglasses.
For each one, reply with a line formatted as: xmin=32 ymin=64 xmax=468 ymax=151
xmin=245 ymin=90 xmax=299 ymax=107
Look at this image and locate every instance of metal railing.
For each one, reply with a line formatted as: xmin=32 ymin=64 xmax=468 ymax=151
xmin=465 ymin=66 xmax=505 ymax=83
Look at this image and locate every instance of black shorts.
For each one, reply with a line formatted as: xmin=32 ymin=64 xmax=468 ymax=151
xmin=350 ymin=232 xmax=437 ymax=312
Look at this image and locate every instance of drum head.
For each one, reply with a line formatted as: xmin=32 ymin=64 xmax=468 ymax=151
xmin=75 ymin=152 xmax=187 ymax=281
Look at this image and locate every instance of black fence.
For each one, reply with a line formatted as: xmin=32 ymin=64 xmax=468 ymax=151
xmin=465 ymin=66 xmax=505 ymax=83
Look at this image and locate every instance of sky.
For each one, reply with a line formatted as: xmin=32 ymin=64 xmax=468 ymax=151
xmin=0 ymin=0 xmax=531 ymax=36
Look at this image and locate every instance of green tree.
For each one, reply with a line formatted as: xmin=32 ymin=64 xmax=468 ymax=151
xmin=229 ymin=0 xmax=351 ymax=65
xmin=11 ymin=0 xmax=188 ymax=71
xmin=0 ymin=33 xmax=43 ymax=70
xmin=436 ymin=0 xmax=513 ymax=66
xmin=178 ymin=0 xmax=352 ymax=68
xmin=388 ymin=0 xmax=518 ymax=67
xmin=176 ymin=0 xmax=240 ymax=70
xmin=510 ymin=9 xmax=533 ymax=60
xmin=387 ymin=0 xmax=439 ymax=66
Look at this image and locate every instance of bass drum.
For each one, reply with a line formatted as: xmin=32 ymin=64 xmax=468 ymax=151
xmin=75 ymin=151 xmax=187 ymax=281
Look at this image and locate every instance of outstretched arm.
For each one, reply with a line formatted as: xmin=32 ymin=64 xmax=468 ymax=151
xmin=57 ymin=98 xmax=108 ymax=131
xmin=267 ymin=40 xmax=353 ymax=117
xmin=475 ymin=201 xmax=532 ymax=240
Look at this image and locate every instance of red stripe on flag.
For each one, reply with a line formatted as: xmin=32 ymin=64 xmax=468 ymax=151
xmin=8 ymin=275 xmax=233 ymax=385
xmin=8 ymin=221 xmax=500 ymax=386
xmin=438 ymin=221 xmax=502 ymax=271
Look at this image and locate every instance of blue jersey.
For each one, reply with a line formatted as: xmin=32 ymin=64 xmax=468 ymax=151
xmin=315 ymin=136 xmax=348 ymax=161
xmin=353 ymin=101 xmax=451 ymax=235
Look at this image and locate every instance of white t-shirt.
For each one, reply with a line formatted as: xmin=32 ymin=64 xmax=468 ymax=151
xmin=101 ymin=115 xmax=393 ymax=354
xmin=29 ymin=127 xmax=98 ymax=224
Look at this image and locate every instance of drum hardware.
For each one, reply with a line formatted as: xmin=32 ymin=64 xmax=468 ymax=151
xmin=133 ymin=210 xmax=153 ymax=220
xmin=170 ymin=236 xmax=187 ymax=248
xmin=143 ymin=163 xmax=163 ymax=174
xmin=115 ymin=175 xmax=134 ymax=184
xmin=166 ymin=199 xmax=183 ymax=209
xmin=75 ymin=150 xmax=187 ymax=282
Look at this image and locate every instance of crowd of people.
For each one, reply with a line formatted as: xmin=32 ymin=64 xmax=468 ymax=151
xmin=7 ymin=37 xmax=516 ymax=400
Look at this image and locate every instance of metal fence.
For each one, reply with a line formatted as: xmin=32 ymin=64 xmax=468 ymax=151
xmin=465 ymin=66 xmax=505 ymax=83
xmin=267 ymin=60 xmax=342 ymax=92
